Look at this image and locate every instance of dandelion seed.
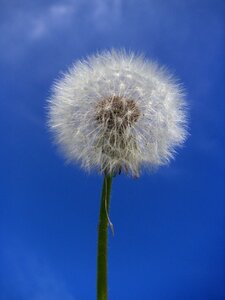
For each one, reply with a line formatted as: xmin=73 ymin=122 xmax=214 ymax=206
xmin=48 ymin=50 xmax=187 ymax=177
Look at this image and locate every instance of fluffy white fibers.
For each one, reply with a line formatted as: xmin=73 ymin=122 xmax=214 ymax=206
xmin=48 ymin=50 xmax=188 ymax=177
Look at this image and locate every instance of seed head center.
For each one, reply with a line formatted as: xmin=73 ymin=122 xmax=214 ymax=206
xmin=96 ymin=96 xmax=140 ymax=131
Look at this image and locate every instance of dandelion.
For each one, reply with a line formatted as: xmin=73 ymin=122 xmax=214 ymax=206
xmin=48 ymin=49 xmax=188 ymax=300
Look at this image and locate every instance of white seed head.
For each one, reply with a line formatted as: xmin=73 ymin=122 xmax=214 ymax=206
xmin=48 ymin=50 xmax=188 ymax=177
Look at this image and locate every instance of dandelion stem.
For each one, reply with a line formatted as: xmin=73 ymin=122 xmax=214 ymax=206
xmin=97 ymin=174 xmax=113 ymax=300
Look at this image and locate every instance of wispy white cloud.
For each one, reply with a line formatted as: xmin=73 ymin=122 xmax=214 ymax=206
xmin=91 ymin=0 xmax=122 ymax=28
xmin=1 ymin=1 xmax=122 ymax=41
xmin=14 ymin=3 xmax=76 ymax=41
xmin=0 ymin=0 xmax=122 ymax=61
xmin=0 ymin=3 xmax=76 ymax=62
xmin=29 ymin=4 xmax=76 ymax=40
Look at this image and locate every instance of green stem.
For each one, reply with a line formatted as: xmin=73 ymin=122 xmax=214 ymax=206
xmin=97 ymin=174 xmax=113 ymax=300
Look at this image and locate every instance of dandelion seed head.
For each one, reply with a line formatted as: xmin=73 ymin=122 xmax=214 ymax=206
xmin=48 ymin=50 xmax=188 ymax=177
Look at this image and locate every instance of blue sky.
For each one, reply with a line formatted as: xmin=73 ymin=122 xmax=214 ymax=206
xmin=0 ymin=0 xmax=225 ymax=299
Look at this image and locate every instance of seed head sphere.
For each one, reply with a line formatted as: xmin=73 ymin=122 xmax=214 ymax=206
xmin=48 ymin=50 xmax=187 ymax=177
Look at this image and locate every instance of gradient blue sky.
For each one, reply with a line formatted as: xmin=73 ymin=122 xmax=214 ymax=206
xmin=1 ymin=1 xmax=225 ymax=299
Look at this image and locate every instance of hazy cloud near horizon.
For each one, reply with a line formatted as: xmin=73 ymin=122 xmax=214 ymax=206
xmin=1 ymin=239 xmax=74 ymax=300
